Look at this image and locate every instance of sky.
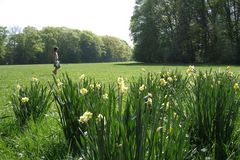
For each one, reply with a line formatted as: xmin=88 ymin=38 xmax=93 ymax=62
xmin=0 ymin=0 xmax=135 ymax=45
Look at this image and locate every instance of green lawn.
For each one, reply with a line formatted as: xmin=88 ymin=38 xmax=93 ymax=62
xmin=0 ymin=62 xmax=239 ymax=159
xmin=0 ymin=62 xmax=239 ymax=107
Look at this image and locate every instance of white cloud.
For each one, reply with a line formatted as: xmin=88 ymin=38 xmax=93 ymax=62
xmin=0 ymin=0 xmax=135 ymax=45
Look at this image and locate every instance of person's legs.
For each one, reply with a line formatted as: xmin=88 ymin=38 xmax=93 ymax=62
xmin=52 ymin=68 xmax=57 ymax=75
xmin=52 ymin=61 xmax=60 ymax=75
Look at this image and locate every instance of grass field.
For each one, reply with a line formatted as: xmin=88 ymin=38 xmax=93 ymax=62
xmin=1 ymin=62 xmax=238 ymax=106
xmin=0 ymin=62 xmax=240 ymax=159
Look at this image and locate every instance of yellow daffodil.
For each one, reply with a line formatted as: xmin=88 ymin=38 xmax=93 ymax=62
xmin=139 ymin=84 xmax=146 ymax=92
xmin=90 ymin=84 xmax=94 ymax=89
xmin=79 ymin=111 xmax=93 ymax=123
xmin=96 ymin=83 xmax=101 ymax=90
xmin=80 ymin=88 xmax=88 ymax=95
xmin=21 ymin=97 xmax=29 ymax=103
xmin=117 ymin=77 xmax=128 ymax=93
xmin=148 ymin=93 xmax=152 ymax=97
xmin=160 ymin=78 xmax=167 ymax=86
xmin=79 ymin=74 xmax=85 ymax=81
xmin=96 ymin=114 xmax=107 ymax=125
xmin=186 ymin=65 xmax=195 ymax=76
xmin=17 ymin=84 xmax=21 ymax=90
xmin=102 ymin=93 xmax=109 ymax=100
xmin=167 ymin=77 xmax=173 ymax=82
xmin=145 ymin=97 xmax=152 ymax=106
xmin=189 ymin=81 xmax=195 ymax=86
xmin=57 ymin=81 xmax=63 ymax=88
xmin=32 ymin=77 xmax=38 ymax=82
xmin=233 ymin=83 xmax=239 ymax=91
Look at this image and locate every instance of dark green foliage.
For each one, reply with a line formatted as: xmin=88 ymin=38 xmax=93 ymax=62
xmin=0 ymin=26 xmax=8 ymax=64
xmin=130 ymin=0 xmax=240 ymax=64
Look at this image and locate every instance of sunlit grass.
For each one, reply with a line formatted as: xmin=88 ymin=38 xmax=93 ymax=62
xmin=1 ymin=62 xmax=239 ymax=106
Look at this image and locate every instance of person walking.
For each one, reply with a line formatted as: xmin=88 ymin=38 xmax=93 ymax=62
xmin=52 ymin=47 xmax=60 ymax=75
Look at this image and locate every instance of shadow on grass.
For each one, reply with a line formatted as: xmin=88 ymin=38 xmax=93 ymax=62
xmin=113 ymin=62 xmax=237 ymax=67
xmin=113 ymin=62 xmax=190 ymax=66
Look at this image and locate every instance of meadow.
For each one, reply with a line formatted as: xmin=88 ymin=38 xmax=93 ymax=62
xmin=1 ymin=62 xmax=239 ymax=105
xmin=0 ymin=62 xmax=240 ymax=159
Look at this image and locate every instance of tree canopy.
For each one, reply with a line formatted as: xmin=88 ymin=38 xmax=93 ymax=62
xmin=0 ymin=26 xmax=132 ymax=64
xmin=130 ymin=0 xmax=240 ymax=64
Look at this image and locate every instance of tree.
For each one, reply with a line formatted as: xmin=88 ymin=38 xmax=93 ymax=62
xmin=101 ymin=36 xmax=132 ymax=62
xmin=130 ymin=0 xmax=240 ymax=64
xmin=80 ymin=31 xmax=103 ymax=62
xmin=40 ymin=27 xmax=58 ymax=63
xmin=0 ymin=26 xmax=8 ymax=64
xmin=1 ymin=26 xmax=132 ymax=64
xmin=14 ymin=27 xmax=44 ymax=64
xmin=5 ymin=26 xmax=21 ymax=64
xmin=55 ymin=27 xmax=81 ymax=63
xmin=131 ymin=0 xmax=160 ymax=62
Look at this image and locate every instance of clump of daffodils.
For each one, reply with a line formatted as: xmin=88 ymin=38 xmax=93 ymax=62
xmin=139 ymin=84 xmax=146 ymax=92
xmin=80 ymin=88 xmax=88 ymax=95
xmin=79 ymin=111 xmax=93 ymax=123
xmin=21 ymin=97 xmax=29 ymax=103
xmin=186 ymin=65 xmax=196 ymax=76
xmin=233 ymin=83 xmax=239 ymax=91
xmin=117 ymin=77 xmax=128 ymax=93
xmin=102 ymin=93 xmax=109 ymax=100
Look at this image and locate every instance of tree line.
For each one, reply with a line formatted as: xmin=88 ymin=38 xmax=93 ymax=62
xmin=0 ymin=26 xmax=132 ymax=64
xmin=130 ymin=0 xmax=240 ymax=64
